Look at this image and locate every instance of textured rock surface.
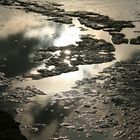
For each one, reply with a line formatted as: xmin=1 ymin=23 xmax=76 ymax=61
xmin=0 ymin=1 xmax=139 ymax=140
xmin=24 ymin=36 xmax=115 ymax=79
xmin=0 ymin=86 xmax=46 ymax=103
xmin=0 ymin=0 xmax=135 ymax=30
xmin=130 ymin=36 xmax=140 ymax=44
xmin=109 ymin=32 xmax=129 ymax=44
xmin=72 ymin=56 xmax=140 ymax=140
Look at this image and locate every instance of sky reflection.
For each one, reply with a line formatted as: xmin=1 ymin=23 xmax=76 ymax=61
xmin=0 ymin=32 xmax=39 ymax=77
xmin=0 ymin=8 xmax=81 ymax=77
xmin=1 ymin=2 xmax=140 ymax=140
xmin=25 ymin=21 xmax=81 ymax=47
xmin=16 ymin=95 xmax=78 ymax=140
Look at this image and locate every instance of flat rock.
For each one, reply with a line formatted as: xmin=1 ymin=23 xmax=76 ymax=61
xmin=26 ymin=36 xmax=115 ymax=79
xmin=130 ymin=36 xmax=140 ymax=44
xmin=0 ymin=86 xmax=46 ymax=103
xmin=109 ymin=32 xmax=128 ymax=44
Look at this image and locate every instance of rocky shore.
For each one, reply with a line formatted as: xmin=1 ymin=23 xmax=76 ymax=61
xmin=23 ymin=35 xmax=115 ymax=80
xmin=51 ymin=56 xmax=140 ymax=140
xmin=0 ymin=0 xmax=140 ymax=140
xmin=0 ymin=71 xmax=47 ymax=139
xmin=0 ymin=0 xmax=139 ymax=79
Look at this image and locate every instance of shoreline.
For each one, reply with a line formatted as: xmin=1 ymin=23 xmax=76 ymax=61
xmin=0 ymin=0 xmax=140 ymax=140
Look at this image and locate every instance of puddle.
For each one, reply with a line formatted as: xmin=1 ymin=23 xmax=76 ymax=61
xmin=0 ymin=1 xmax=140 ymax=140
xmin=0 ymin=6 xmax=81 ymax=77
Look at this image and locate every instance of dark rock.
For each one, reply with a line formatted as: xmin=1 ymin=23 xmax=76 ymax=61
xmin=66 ymin=11 xmax=100 ymax=18
xmin=130 ymin=36 xmax=140 ymax=44
xmin=110 ymin=97 xmax=126 ymax=106
xmin=109 ymin=32 xmax=128 ymax=44
xmin=49 ymin=16 xmax=73 ymax=24
xmin=74 ymin=56 xmax=140 ymax=140
xmin=0 ymin=110 xmax=27 ymax=140
xmin=24 ymin=36 xmax=115 ymax=79
xmin=0 ymin=86 xmax=46 ymax=103
xmin=78 ymin=14 xmax=135 ymax=32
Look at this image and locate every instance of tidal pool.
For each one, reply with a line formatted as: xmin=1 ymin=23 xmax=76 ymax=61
xmin=0 ymin=1 xmax=140 ymax=140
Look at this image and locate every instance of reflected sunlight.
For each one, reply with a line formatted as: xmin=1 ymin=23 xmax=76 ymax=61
xmin=0 ymin=14 xmax=40 ymax=38
xmin=54 ymin=26 xmax=81 ymax=47
xmin=64 ymin=50 xmax=71 ymax=55
xmin=25 ymin=22 xmax=81 ymax=48
xmin=24 ymin=24 xmax=55 ymax=39
xmin=64 ymin=59 xmax=71 ymax=66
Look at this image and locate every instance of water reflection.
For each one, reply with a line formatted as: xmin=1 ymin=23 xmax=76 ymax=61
xmin=114 ymin=44 xmax=140 ymax=61
xmin=15 ymin=61 xmax=115 ymax=94
xmin=64 ymin=50 xmax=71 ymax=55
xmin=130 ymin=51 xmax=140 ymax=59
xmin=0 ymin=8 xmax=81 ymax=77
xmin=17 ymin=95 xmax=79 ymax=140
xmin=1 ymin=1 xmax=140 ymax=140
xmin=0 ymin=6 xmax=10 ymax=25
xmin=54 ymin=26 xmax=81 ymax=46
xmin=0 ymin=32 xmax=39 ymax=77
xmin=0 ymin=8 xmax=40 ymax=38
xmin=5 ymin=47 xmax=140 ymax=140
xmin=25 ymin=22 xmax=81 ymax=47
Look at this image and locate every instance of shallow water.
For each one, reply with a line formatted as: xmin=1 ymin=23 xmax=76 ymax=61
xmin=41 ymin=0 xmax=140 ymax=20
xmin=0 ymin=1 xmax=140 ymax=140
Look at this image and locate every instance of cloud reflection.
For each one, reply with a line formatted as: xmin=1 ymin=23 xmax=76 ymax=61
xmin=0 ymin=14 xmax=80 ymax=77
xmin=0 ymin=32 xmax=39 ymax=77
xmin=54 ymin=26 xmax=81 ymax=47
xmin=25 ymin=22 xmax=81 ymax=47
xmin=19 ymin=97 xmax=78 ymax=140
